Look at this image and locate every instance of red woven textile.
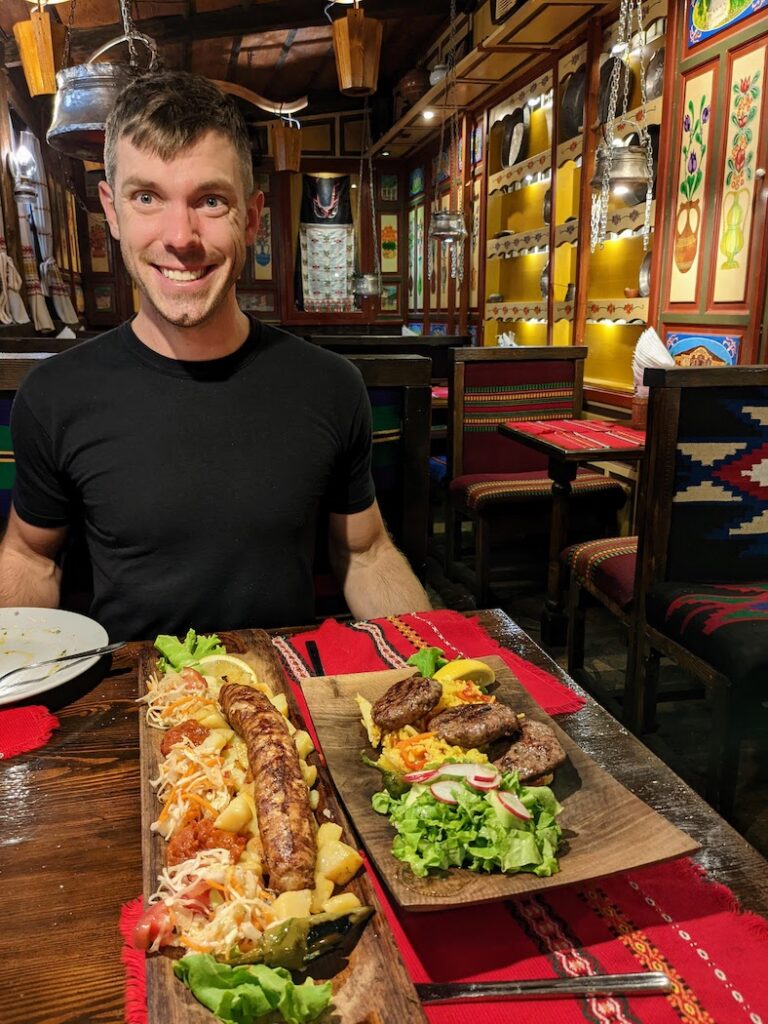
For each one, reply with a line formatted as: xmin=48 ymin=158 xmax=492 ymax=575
xmin=507 ymin=419 xmax=646 ymax=452
xmin=0 ymin=705 xmax=59 ymax=759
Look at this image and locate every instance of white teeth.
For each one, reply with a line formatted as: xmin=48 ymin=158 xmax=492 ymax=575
xmin=159 ymin=267 xmax=206 ymax=281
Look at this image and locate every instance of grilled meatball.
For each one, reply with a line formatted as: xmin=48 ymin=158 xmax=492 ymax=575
xmin=494 ymin=719 xmax=566 ymax=783
xmin=219 ymin=683 xmax=316 ymax=893
xmin=371 ymin=674 xmax=442 ymax=731
xmin=429 ymin=702 xmax=520 ymax=749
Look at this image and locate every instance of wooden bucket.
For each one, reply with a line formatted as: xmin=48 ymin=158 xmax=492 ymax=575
xmin=332 ymin=8 xmax=382 ymax=97
xmin=270 ymin=119 xmax=302 ymax=172
xmin=13 ymin=9 xmax=65 ymax=97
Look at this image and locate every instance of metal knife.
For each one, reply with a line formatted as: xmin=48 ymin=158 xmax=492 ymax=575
xmin=416 ymin=972 xmax=673 ymax=1004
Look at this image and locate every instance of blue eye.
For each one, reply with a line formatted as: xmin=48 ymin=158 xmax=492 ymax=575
xmin=204 ymin=196 xmax=223 ymax=208
xmin=137 ymin=192 xmax=153 ymax=205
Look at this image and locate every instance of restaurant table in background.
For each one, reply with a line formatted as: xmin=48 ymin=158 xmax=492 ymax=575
xmin=498 ymin=419 xmax=646 ymax=645
xmin=2 ymin=609 xmax=767 ymax=1024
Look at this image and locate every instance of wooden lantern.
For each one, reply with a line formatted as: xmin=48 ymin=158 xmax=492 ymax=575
xmin=270 ymin=119 xmax=302 ymax=173
xmin=13 ymin=8 xmax=65 ymax=97
xmin=332 ymin=7 xmax=383 ymax=97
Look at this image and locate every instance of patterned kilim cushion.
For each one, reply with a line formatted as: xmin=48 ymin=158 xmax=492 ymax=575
xmin=646 ymin=581 xmax=768 ymax=689
xmin=670 ymin=387 xmax=768 ymax=582
xmin=461 ymin=360 xmax=576 ymax=475
xmin=0 ymin=396 xmax=15 ymax=522
xmin=449 ymin=470 xmax=627 ymax=512
xmin=561 ymin=536 xmax=638 ymax=609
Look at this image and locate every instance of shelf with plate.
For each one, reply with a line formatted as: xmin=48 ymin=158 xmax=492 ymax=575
xmin=487 ymin=152 xmax=552 ymax=196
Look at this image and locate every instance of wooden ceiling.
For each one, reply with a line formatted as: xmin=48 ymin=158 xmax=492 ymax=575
xmin=0 ymin=0 xmax=451 ymax=118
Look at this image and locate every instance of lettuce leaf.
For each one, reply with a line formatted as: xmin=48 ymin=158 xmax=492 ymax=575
xmin=154 ymin=629 xmax=225 ymax=673
xmin=372 ymin=776 xmax=562 ymax=879
xmin=173 ymin=954 xmax=332 ymax=1024
xmin=406 ymin=646 xmax=448 ymax=678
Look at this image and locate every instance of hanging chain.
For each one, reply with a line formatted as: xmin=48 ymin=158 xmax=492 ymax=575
xmin=635 ymin=0 xmax=654 ymax=250
xmin=119 ymin=0 xmax=139 ymax=66
xmin=62 ymin=0 xmax=78 ymax=69
xmin=366 ymin=101 xmax=381 ymax=286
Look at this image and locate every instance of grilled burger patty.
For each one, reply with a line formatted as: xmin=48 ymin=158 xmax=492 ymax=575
xmin=371 ymin=674 xmax=442 ymax=731
xmin=494 ymin=719 xmax=566 ymax=783
xmin=429 ymin=702 xmax=521 ymax=748
xmin=219 ymin=683 xmax=316 ymax=893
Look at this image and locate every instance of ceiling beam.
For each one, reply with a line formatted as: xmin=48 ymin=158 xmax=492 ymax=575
xmin=4 ymin=1 xmax=450 ymax=65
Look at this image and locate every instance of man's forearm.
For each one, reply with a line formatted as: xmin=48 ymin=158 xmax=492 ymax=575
xmin=339 ymin=539 xmax=431 ymax=619
xmin=0 ymin=545 xmax=61 ymax=608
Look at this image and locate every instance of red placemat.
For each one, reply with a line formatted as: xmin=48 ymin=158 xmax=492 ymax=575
xmin=0 ymin=705 xmax=59 ymax=759
xmin=505 ymin=419 xmax=645 ymax=452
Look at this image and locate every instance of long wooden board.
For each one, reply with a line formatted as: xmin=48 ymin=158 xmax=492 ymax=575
xmin=139 ymin=629 xmax=426 ymax=1024
xmin=301 ymin=655 xmax=700 ymax=911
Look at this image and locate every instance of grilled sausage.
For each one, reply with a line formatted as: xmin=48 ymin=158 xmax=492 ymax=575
xmin=429 ymin=702 xmax=521 ymax=748
xmin=371 ymin=675 xmax=442 ymax=731
xmin=219 ymin=683 xmax=316 ymax=893
xmin=494 ymin=719 xmax=566 ymax=783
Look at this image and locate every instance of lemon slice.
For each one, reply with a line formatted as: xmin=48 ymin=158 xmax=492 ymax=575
xmin=197 ymin=654 xmax=260 ymax=689
xmin=432 ymin=658 xmax=495 ymax=687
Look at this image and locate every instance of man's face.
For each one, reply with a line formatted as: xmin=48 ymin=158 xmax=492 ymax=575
xmin=99 ymin=130 xmax=262 ymax=329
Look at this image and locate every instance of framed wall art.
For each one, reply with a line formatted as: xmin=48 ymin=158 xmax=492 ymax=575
xmin=409 ymin=167 xmax=425 ymax=199
xmin=93 ymin=284 xmax=114 ymax=312
xmin=238 ymin=290 xmax=276 ymax=313
xmin=380 ymin=213 xmax=398 ymax=274
xmin=687 ymin=0 xmax=766 ymax=51
xmin=408 ymin=207 xmax=416 ymax=309
xmin=665 ymin=327 xmax=742 ymax=366
xmin=415 ymin=204 xmax=425 ymax=311
xmin=87 ymin=213 xmax=111 ymax=274
xmin=252 ymin=207 xmax=273 ymax=281
xmin=380 ymin=281 xmax=400 ymax=313
xmin=380 ymin=174 xmax=398 ymax=202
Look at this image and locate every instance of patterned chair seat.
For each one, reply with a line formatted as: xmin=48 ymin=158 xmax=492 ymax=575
xmin=561 ymin=536 xmax=638 ymax=610
xmin=646 ymin=581 xmax=768 ymax=691
xmin=450 ymin=470 xmax=627 ymax=513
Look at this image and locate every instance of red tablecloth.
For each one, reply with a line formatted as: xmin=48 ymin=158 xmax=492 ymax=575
xmin=122 ymin=610 xmax=768 ymax=1024
xmin=506 ymin=419 xmax=646 ymax=452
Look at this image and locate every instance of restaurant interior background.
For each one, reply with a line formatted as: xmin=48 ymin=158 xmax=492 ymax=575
xmin=0 ymin=0 xmax=767 ymax=848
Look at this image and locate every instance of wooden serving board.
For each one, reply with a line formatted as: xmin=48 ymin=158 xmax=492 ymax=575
xmin=139 ymin=629 xmax=427 ymax=1024
xmin=301 ymin=655 xmax=700 ymax=912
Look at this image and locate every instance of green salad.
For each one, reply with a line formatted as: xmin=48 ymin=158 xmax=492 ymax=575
xmin=371 ymin=763 xmax=562 ymax=878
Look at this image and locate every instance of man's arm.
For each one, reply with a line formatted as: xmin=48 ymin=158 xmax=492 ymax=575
xmin=327 ymin=500 xmax=431 ymax=619
xmin=0 ymin=509 xmax=66 ymax=608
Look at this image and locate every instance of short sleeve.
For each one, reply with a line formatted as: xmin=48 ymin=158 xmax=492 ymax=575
xmin=10 ymin=389 xmax=71 ymax=527
xmin=326 ymin=375 xmax=376 ymax=515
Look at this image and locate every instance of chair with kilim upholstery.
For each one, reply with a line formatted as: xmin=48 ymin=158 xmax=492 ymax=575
xmin=445 ymin=347 xmax=627 ymax=605
xmin=617 ymin=366 xmax=768 ymax=818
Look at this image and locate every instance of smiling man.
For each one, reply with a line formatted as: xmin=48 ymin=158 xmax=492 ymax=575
xmin=0 ymin=72 xmax=429 ymax=639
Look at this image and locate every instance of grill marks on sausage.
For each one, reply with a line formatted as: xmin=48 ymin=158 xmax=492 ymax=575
xmin=371 ymin=675 xmax=442 ymax=731
xmin=219 ymin=684 xmax=316 ymax=893
xmin=429 ymin=702 xmax=521 ymax=749
xmin=494 ymin=719 xmax=566 ymax=783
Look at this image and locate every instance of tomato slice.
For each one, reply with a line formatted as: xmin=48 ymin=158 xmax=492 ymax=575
xmin=180 ymin=667 xmax=206 ymax=691
xmin=131 ymin=902 xmax=174 ymax=951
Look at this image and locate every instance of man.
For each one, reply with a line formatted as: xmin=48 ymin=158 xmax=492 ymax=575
xmin=0 ymin=71 xmax=429 ymax=639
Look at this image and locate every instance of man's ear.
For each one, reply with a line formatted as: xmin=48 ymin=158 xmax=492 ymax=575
xmin=98 ymin=180 xmax=120 ymax=240
xmin=244 ymin=189 xmax=265 ymax=246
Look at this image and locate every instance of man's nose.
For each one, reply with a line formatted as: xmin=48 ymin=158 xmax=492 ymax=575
xmin=162 ymin=203 xmax=202 ymax=251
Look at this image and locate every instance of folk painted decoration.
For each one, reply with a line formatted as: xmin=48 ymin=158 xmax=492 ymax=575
xmin=252 ymin=207 xmax=273 ymax=280
xmin=380 ymin=283 xmax=399 ymax=312
xmin=667 ymin=330 xmax=740 ymax=366
xmin=470 ymin=180 xmax=481 ymax=309
xmin=669 ymin=69 xmax=713 ymax=303
xmin=380 ymin=174 xmax=398 ymax=202
xmin=440 ymin=193 xmax=450 ymax=309
xmin=409 ymin=167 xmax=425 ymax=198
xmin=415 ymin=204 xmax=425 ymax=311
xmin=713 ymin=46 xmax=765 ymax=304
xmin=87 ymin=213 xmax=110 ymax=274
xmin=408 ymin=207 xmax=416 ymax=308
xmin=380 ymin=214 xmax=398 ymax=273
xmin=688 ymin=0 xmax=766 ymax=49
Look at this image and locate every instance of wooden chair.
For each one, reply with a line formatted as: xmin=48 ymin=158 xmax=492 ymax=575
xmin=313 ymin=354 xmax=432 ymax=616
xmin=445 ymin=347 xmax=627 ymax=606
xmin=620 ymin=366 xmax=768 ymax=818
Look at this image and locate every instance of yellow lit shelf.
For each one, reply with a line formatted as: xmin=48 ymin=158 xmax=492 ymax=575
xmin=488 ymin=151 xmax=552 ymax=195
xmin=557 ymin=137 xmax=583 ymax=167
xmin=487 ymin=226 xmax=549 ymax=259
xmin=555 ymin=220 xmax=579 ymax=246
xmin=584 ymin=297 xmax=649 ymax=323
xmin=485 ymin=300 xmax=548 ymax=322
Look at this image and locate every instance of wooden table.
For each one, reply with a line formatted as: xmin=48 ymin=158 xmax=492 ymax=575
xmin=498 ymin=419 xmax=646 ymax=646
xmin=2 ymin=609 xmax=766 ymax=1024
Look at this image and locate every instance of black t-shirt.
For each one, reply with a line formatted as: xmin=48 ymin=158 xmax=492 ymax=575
xmin=11 ymin=319 xmax=375 ymax=640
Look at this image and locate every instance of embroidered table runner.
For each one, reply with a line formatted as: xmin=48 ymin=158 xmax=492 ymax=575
xmin=506 ymin=419 xmax=646 ymax=452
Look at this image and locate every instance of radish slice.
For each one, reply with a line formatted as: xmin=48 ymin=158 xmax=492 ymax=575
xmin=403 ymin=768 xmax=439 ymax=784
xmin=435 ymin=763 xmax=489 ymax=780
xmin=467 ymin=771 xmax=501 ymax=791
xmin=430 ymin=779 xmax=463 ymax=805
xmin=496 ymin=790 xmax=533 ymax=821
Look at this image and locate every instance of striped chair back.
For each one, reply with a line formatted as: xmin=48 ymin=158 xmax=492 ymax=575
xmin=0 ymin=395 xmax=15 ymax=522
xmin=450 ymin=348 xmax=587 ymax=477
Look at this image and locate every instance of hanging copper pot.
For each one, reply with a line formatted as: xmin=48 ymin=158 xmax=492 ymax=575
xmin=590 ymin=144 xmax=651 ymax=195
xmin=270 ymin=116 xmax=302 ymax=172
xmin=47 ymin=34 xmax=158 ymax=161
xmin=13 ymin=8 xmax=65 ymax=97
xmin=332 ymin=7 xmax=383 ymax=97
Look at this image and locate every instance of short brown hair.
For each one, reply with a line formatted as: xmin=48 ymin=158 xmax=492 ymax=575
xmin=104 ymin=70 xmax=253 ymax=195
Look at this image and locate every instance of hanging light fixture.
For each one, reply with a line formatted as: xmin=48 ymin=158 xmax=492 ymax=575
xmin=590 ymin=0 xmax=654 ymax=251
xmin=428 ymin=0 xmax=466 ymax=285
xmin=351 ymin=98 xmax=382 ymax=298
xmin=330 ymin=0 xmax=383 ymax=97
xmin=8 ymin=144 xmax=38 ymax=201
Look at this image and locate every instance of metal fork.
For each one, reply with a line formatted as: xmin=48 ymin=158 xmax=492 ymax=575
xmin=0 ymin=642 xmax=125 ymax=688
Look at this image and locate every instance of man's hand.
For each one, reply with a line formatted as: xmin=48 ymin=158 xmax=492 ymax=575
xmin=0 ymin=509 xmax=66 ymax=609
xmin=327 ymin=501 xmax=430 ymax=619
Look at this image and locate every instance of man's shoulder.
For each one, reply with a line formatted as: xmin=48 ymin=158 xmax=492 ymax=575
xmin=21 ymin=325 xmax=130 ymax=386
xmin=260 ymin=325 xmax=365 ymax=387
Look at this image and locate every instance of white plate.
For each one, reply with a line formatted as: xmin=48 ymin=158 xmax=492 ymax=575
xmin=0 ymin=608 xmax=109 ymax=706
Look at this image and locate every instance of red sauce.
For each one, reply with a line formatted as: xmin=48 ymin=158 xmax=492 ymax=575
xmin=167 ymin=818 xmax=247 ymax=866
xmin=160 ymin=718 xmax=211 ymax=756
